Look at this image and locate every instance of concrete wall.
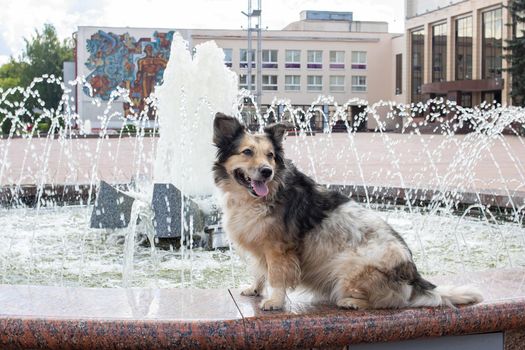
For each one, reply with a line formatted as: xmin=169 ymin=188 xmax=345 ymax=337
xmin=192 ymin=29 xmax=396 ymax=107
xmin=406 ymin=0 xmax=467 ymax=18
xmin=76 ymin=26 xmax=188 ymax=128
xmin=76 ymin=23 xmax=399 ymax=127
xmin=391 ymin=35 xmax=407 ymax=105
xmin=300 ymin=10 xmax=353 ymax=21
xmin=283 ymin=20 xmax=389 ymax=33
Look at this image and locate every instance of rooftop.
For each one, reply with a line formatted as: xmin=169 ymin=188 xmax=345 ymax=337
xmin=283 ymin=10 xmax=388 ymax=33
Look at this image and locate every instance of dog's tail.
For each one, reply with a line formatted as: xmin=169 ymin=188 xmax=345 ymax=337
xmin=410 ymin=282 xmax=483 ymax=307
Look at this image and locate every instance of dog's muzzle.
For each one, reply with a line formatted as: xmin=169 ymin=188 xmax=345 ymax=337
xmin=233 ymin=167 xmax=272 ymax=198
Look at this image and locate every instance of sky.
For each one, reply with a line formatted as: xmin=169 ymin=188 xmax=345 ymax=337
xmin=0 ymin=0 xmax=405 ymax=65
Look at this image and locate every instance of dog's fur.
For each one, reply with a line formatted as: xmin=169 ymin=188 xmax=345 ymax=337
xmin=212 ymin=113 xmax=483 ymax=311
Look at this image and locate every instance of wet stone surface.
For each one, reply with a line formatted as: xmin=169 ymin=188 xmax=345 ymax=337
xmin=151 ymin=183 xmax=206 ymax=238
xmin=90 ymin=181 xmax=134 ymax=229
xmin=0 ymin=268 xmax=524 ymax=349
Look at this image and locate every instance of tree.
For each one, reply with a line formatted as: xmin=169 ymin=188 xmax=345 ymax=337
xmin=0 ymin=23 xmax=73 ymax=134
xmin=0 ymin=60 xmax=27 ymax=134
xmin=0 ymin=24 xmax=73 ymax=111
xmin=19 ymin=23 xmax=74 ymax=111
xmin=505 ymin=0 xmax=525 ymax=106
xmin=0 ymin=60 xmax=26 ymax=89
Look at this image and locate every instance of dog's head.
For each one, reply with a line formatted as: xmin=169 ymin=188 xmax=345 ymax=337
xmin=212 ymin=112 xmax=287 ymax=199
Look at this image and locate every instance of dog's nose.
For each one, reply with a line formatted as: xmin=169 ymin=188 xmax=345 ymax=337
xmin=260 ymin=167 xmax=273 ymax=179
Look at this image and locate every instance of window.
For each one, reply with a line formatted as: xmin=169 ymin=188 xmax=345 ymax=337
xmin=432 ymin=23 xmax=447 ymax=82
xmin=329 ymin=76 xmax=345 ymax=92
xmin=351 ymin=51 xmax=367 ymax=69
xmin=351 ymin=75 xmax=367 ymax=92
xmin=285 ymin=75 xmax=300 ymax=91
xmin=515 ymin=11 xmax=525 ymax=38
xmin=395 ymin=54 xmax=402 ymax=95
xmin=518 ymin=21 xmax=525 ymax=38
xmin=307 ymin=50 xmax=322 ymax=69
xmin=240 ymin=49 xmax=255 ymax=68
xmin=329 ymin=51 xmax=345 ymax=69
xmin=411 ymin=29 xmax=424 ymax=102
xmin=262 ymin=49 xmax=278 ymax=68
xmin=285 ymin=50 xmax=301 ymax=68
xmin=455 ymin=16 xmax=472 ymax=80
xmin=461 ymin=92 xmax=472 ymax=108
xmin=223 ymin=48 xmax=232 ymax=67
xmin=307 ymin=75 xmax=323 ymax=91
xmin=481 ymin=91 xmax=501 ymax=104
xmin=239 ymin=74 xmax=255 ymax=90
xmin=482 ymin=8 xmax=502 ymax=79
xmin=262 ymin=75 xmax=278 ymax=90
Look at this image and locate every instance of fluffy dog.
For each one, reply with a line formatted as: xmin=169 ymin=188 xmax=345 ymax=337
xmin=212 ymin=112 xmax=483 ymax=311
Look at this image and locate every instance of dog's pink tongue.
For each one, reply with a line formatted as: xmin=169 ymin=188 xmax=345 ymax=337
xmin=251 ymin=180 xmax=269 ymax=197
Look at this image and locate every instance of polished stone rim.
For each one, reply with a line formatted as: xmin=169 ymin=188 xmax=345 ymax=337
xmin=1 ymin=268 xmax=524 ymax=349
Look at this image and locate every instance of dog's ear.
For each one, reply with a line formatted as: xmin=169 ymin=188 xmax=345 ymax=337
xmin=213 ymin=113 xmax=244 ymax=145
xmin=264 ymin=123 xmax=290 ymax=144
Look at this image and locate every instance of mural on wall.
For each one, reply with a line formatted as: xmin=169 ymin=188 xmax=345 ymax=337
xmin=84 ymin=30 xmax=175 ymax=118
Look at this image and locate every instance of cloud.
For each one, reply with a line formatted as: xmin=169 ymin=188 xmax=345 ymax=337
xmin=0 ymin=0 xmax=84 ymax=58
xmin=0 ymin=55 xmax=9 ymax=65
xmin=0 ymin=36 xmax=11 ymax=64
xmin=97 ymin=0 xmax=244 ymax=29
xmin=0 ymin=0 xmax=405 ymax=59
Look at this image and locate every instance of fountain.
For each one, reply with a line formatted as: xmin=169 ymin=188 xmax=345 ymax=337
xmin=0 ymin=33 xmax=248 ymax=289
xmin=89 ymin=34 xmax=239 ymax=253
xmin=1 ymin=33 xmax=525 ymax=285
xmin=1 ymin=32 xmax=525 ymax=349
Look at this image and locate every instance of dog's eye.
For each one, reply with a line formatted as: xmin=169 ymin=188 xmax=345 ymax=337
xmin=242 ymin=149 xmax=253 ymax=156
xmin=267 ymin=152 xmax=274 ymax=159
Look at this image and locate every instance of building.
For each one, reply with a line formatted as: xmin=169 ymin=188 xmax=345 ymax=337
xmin=71 ymin=2 xmax=518 ymax=131
xmin=405 ymin=0 xmax=511 ymax=107
xmin=73 ymin=10 xmax=402 ymax=129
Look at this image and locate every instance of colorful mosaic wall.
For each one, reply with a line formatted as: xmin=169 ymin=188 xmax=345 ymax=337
xmin=84 ymin=30 xmax=175 ymax=118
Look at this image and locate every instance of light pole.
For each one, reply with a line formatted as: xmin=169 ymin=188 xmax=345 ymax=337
xmin=242 ymin=0 xmax=262 ymax=106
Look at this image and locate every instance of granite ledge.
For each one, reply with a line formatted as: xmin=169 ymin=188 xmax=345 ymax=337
xmin=0 ymin=318 xmax=246 ymax=349
xmin=0 ymin=268 xmax=524 ymax=349
xmin=238 ymin=298 xmax=525 ymax=349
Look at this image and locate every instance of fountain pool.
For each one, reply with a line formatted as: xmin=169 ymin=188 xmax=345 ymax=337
xmin=0 ymin=34 xmax=525 ymax=291
xmin=1 ymin=204 xmax=524 ymax=289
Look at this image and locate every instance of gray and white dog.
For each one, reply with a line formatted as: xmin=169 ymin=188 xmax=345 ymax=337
xmin=212 ymin=112 xmax=482 ymax=311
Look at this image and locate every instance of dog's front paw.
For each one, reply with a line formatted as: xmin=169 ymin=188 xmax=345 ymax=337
xmin=260 ymin=298 xmax=284 ymax=311
xmin=336 ymin=297 xmax=368 ymax=310
xmin=241 ymin=287 xmax=261 ymax=297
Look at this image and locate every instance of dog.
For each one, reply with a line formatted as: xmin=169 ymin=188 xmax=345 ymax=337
xmin=212 ymin=112 xmax=483 ymax=311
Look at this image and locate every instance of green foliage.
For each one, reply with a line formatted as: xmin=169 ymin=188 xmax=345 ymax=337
xmin=122 ymin=124 xmax=137 ymax=134
xmin=0 ymin=62 xmax=24 ymax=134
xmin=0 ymin=60 xmax=26 ymax=89
xmin=505 ymin=0 xmax=525 ymax=106
xmin=0 ymin=23 xmax=73 ymax=134
xmin=19 ymin=24 xmax=74 ymax=110
xmin=37 ymin=121 xmax=50 ymax=133
xmin=0 ymin=116 xmax=13 ymax=135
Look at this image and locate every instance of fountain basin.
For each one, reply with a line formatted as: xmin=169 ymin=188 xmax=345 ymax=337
xmin=0 ymin=268 xmax=524 ymax=349
xmin=2 ymin=30 xmax=525 ymax=349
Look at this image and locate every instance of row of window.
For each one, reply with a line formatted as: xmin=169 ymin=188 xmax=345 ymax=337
xmin=411 ymin=7 xmax=504 ymax=102
xmin=223 ymin=49 xmax=367 ymax=70
xmin=239 ymin=74 xmax=367 ymax=92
